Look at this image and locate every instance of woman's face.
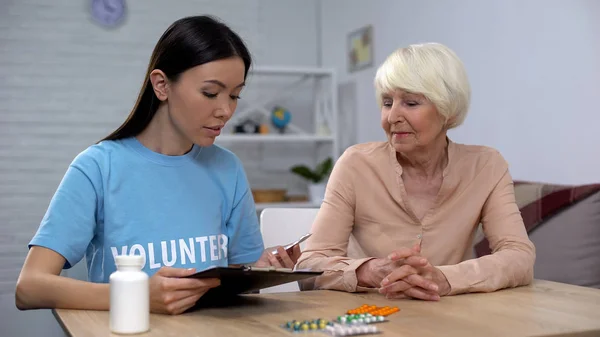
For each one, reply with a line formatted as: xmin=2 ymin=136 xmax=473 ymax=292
xmin=157 ymin=57 xmax=246 ymax=147
xmin=380 ymin=89 xmax=446 ymax=154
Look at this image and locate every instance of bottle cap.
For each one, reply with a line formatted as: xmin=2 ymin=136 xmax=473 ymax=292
xmin=114 ymin=254 xmax=144 ymax=267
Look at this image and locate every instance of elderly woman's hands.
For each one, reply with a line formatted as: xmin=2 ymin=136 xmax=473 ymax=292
xmin=357 ymin=243 xmax=451 ymax=301
xmin=356 ymin=245 xmax=421 ymax=287
xmin=377 ymin=243 xmax=451 ymax=301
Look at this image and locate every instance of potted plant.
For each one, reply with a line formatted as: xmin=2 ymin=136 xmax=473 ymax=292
xmin=290 ymin=157 xmax=333 ymax=203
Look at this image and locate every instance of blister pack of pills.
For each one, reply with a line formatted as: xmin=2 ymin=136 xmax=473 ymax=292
xmin=281 ymin=318 xmax=331 ymax=332
xmin=335 ymin=313 xmax=387 ymax=325
xmin=322 ymin=323 xmax=381 ymax=336
xmin=279 ymin=303 xmax=399 ymax=336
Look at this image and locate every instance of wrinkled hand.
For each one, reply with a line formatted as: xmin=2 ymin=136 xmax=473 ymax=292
xmin=149 ymin=267 xmax=220 ymax=315
xmin=255 ymin=245 xmax=301 ymax=269
xmin=356 ymin=243 xmax=425 ymax=288
xmin=378 ymin=244 xmax=451 ymax=301
xmin=356 ymin=258 xmax=399 ymax=288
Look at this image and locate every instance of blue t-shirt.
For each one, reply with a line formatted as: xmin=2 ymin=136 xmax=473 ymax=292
xmin=29 ymin=137 xmax=264 ymax=283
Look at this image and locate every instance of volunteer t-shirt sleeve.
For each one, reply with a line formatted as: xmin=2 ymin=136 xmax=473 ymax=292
xmin=225 ymin=160 xmax=264 ymax=265
xmin=28 ymin=152 xmax=103 ymax=269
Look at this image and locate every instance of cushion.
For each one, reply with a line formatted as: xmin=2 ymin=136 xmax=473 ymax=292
xmin=475 ymin=181 xmax=600 ymax=288
xmin=528 ymin=189 xmax=600 ymax=288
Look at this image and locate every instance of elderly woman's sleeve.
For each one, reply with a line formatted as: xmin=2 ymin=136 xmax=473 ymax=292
xmin=437 ymin=160 xmax=536 ymax=295
xmin=296 ymin=151 xmax=374 ymax=292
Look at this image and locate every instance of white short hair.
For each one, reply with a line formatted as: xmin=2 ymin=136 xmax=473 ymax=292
xmin=374 ymin=43 xmax=471 ymax=129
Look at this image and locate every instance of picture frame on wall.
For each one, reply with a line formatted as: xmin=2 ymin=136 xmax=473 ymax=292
xmin=347 ymin=25 xmax=373 ymax=73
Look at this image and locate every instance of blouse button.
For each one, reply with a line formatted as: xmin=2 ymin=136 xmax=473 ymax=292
xmin=416 ymin=234 xmax=422 ymax=239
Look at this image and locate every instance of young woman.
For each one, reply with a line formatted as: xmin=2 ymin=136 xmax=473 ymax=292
xmin=16 ymin=15 xmax=300 ymax=315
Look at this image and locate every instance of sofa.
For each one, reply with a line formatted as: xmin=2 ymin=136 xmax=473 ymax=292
xmin=473 ymin=180 xmax=600 ymax=289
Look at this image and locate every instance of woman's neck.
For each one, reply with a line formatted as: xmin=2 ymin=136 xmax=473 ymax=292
xmin=136 ymin=104 xmax=193 ymax=156
xmin=397 ymin=135 xmax=449 ymax=180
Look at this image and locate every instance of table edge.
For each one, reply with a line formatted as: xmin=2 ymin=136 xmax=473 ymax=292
xmin=50 ymin=280 xmax=600 ymax=337
xmin=52 ymin=308 xmax=74 ymax=337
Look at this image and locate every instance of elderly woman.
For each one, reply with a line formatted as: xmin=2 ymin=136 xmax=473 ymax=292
xmin=296 ymin=43 xmax=535 ymax=301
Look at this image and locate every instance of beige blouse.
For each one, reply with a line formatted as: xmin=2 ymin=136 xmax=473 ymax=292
xmin=296 ymin=139 xmax=535 ymax=295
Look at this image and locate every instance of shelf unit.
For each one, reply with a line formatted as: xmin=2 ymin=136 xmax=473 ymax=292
xmin=216 ymin=66 xmax=339 ymax=210
xmin=216 ymin=65 xmax=339 ymax=159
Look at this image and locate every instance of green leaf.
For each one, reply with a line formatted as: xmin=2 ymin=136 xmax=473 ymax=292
xmin=290 ymin=165 xmax=320 ymax=183
xmin=316 ymin=157 xmax=333 ymax=177
xmin=290 ymin=157 xmax=334 ymax=183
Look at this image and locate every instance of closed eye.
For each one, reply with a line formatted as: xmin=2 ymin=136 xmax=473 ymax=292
xmin=230 ymin=95 xmax=241 ymax=100
xmin=203 ymin=92 xmax=218 ymax=99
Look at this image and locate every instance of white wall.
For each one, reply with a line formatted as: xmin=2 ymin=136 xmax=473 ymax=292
xmin=0 ymin=0 xmax=318 ymax=335
xmin=320 ymin=0 xmax=600 ymax=185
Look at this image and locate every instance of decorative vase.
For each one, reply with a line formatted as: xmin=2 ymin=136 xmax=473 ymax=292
xmin=308 ymin=182 xmax=326 ymax=204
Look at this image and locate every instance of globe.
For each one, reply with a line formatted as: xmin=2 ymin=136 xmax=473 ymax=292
xmin=271 ymin=107 xmax=291 ymax=131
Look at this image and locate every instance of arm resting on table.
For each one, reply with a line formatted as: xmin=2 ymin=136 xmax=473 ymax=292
xmin=438 ymin=168 xmax=536 ymax=295
xmin=16 ymin=246 xmax=109 ymax=311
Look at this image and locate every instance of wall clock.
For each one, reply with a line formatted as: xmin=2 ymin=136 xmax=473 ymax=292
xmin=91 ymin=0 xmax=127 ymax=28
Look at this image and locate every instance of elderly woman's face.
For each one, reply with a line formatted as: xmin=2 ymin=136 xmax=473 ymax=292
xmin=380 ymin=89 xmax=445 ymax=153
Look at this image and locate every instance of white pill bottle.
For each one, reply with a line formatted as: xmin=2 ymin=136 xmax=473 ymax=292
xmin=109 ymin=255 xmax=150 ymax=334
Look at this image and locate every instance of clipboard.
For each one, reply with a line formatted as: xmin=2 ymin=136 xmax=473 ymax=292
xmin=185 ymin=266 xmax=323 ymax=298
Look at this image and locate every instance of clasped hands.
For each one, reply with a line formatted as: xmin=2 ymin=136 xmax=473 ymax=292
xmin=357 ymin=243 xmax=450 ymax=301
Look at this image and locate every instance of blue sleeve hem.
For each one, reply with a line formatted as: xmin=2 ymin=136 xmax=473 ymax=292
xmin=28 ymin=236 xmax=81 ymax=269
xmin=228 ymin=248 xmax=263 ymax=265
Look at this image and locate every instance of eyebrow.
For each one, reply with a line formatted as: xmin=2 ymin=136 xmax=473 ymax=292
xmin=403 ymin=92 xmax=425 ymax=100
xmin=203 ymin=79 xmax=245 ymax=89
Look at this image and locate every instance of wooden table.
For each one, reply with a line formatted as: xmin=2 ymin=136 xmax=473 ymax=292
xmin=54 ymin=280 xmax=600 ymax=337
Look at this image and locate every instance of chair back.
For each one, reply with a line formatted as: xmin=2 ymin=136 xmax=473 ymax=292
xmin=259 ymin=207 xmax=319 ymax=293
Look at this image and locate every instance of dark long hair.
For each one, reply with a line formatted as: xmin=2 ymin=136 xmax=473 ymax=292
xmin=100 ymin=15 xmax=252 ymax=142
